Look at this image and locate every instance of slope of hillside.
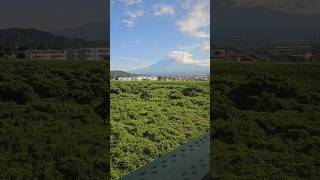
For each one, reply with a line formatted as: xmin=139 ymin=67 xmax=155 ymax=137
xmin=52 ymin=21 xmax=108 ymax=41
xmin=213 ymin=6 xmax=320 ymax=41
xmin=0 ymin=28 xmax=106 ymax=49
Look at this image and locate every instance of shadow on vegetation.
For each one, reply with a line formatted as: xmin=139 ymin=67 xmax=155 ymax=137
xmin=211 ymin=62 xmax=320 ymax=179
xmin=0 ymin=60 xmax=109 ymax=179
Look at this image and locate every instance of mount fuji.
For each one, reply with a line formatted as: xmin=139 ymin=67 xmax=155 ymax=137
xmin=130 ymin=59 xmax=209 ymax=76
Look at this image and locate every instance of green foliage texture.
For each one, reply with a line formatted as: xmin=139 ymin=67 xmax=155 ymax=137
xmin=110 ymin=81 xmax=209 ymax=179
xmin=0 ymin=60 xmax=108 ymax=180
xmin=211 ymin=62 xmax=320 ymax=179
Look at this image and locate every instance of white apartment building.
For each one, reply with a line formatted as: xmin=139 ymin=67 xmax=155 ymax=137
xmin=132 ymin=76 xmax=158 ymax=81
xmin=117 ymin=76 xmax=158 ymax=81
xmin=25 ymin=50 xmax=67 ymax=60
xmin=67 ymin=49 xmax=81 ymax=60
xmin=94 ymin=48 xmax=109 ymax=60
xmin=145 ymin=76 xmax=158 ymax=81
xmin=117 ymin=77 xmax=132 ymax=81
xmin=26 ymin=48 xmax=109 ymax=60
xmin=131 ymin=76 xmax=143 ymax=81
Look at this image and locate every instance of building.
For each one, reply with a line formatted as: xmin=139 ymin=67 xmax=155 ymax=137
xmin=67 ymin=49 xmax=81 ymax=60
xmin=117 ymin=77 xmax=132 ymax=81
xmin=79 ymin=48 xmax=108 ymax=60
xmin=26 ymin=50 xmax=67 ymax=60
xmin=116 ymin=76 xmax=158 ymax=81
xmin=158 ymin=76 xmax=188 ymax=81
xmin=194 ymin=76 xmax=209 ymax=81
xmin=131 ymin=76 xmax=142 ymax=81
xmin=95 ymin=48 xmax=109 ymax=60
xmin=143 ymin=76 xmax=158 ymax=81
xmin=26 ymin=48 xmax=109 ymax=60
xmin=132 ymin=76 xmax=158 ymax=81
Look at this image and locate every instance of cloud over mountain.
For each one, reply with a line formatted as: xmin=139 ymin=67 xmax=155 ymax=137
xmin=169 ymin=51 xmax=209 ymax=67
xmin=131 ymin=58 xmax=209 ymax=76
xmin=173 ymin=0 xmax=210 ymax=71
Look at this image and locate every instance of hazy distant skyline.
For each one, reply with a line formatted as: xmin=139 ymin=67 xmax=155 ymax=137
xmin=0 ymin=0 xmax=108 ymax=31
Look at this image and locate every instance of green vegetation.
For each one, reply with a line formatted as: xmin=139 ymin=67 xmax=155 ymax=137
xmin=110 ymin=81 xmax=209 ymax=179
xmin=211 ymin=62 xmax=320 ymax=179
xmin=0 ymin=59 xmax=108 ymax=179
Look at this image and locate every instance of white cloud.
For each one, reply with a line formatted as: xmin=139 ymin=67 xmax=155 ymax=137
xmin=119 ymin=0 xmax=144 ymax=27
xmin=123 ymin=19 xmax=135 ymax=27
xmin=127 ymin=10 xmax=144 ymax=19
xmin=154 ymin=4 xmax=175 ymax=16
xmin=169 ymin=51 xmax=209 ymax=67
xmin=175 ymin=0 xmax=210 ymax=58
xmin=177 ymin=0 xmax=210 ymax=39
xmin=120 ymin=0 xmax=142 ymax=5
xmin=123 ymin=9 xmax=144 ymax=27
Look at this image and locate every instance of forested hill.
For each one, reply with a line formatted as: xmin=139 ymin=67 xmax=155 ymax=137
xmin=0 ymin=28 xmax=106 ymax=49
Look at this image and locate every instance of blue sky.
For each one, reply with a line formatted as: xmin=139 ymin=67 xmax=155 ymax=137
xmin=111 ymin=0 xmax=210 ymax=71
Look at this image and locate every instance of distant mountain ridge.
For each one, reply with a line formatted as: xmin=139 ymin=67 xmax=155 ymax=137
xmin=111 ymin=70 xmax=137 ymax=78
xmin=213 ymin=6 xmax=320 ymax=41
xmin=52 ymin=21 xmax=109 ymax=41
xmin=131 ymin=59 xmax=209 ymax=76
xmin=0 ymin=28 xmax=106 ymax=49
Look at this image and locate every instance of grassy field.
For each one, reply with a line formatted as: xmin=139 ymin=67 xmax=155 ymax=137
xmin=0 ymin=59 xmax=108 ymax=179
xmin=110 ymin=81 xmax=210 ymax=179
xmin=211 ymin=61 xmax=320 ymax=179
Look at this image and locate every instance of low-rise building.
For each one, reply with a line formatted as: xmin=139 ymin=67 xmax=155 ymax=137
xmin=25 ymin=48 xmax=109 ymax=60
xmin=143 ymin=76 xmax=158 ymax=81
xmin=26 ymin=50 xmax=67 ymax=60
xmin=79 ymin=48 xmax=108 ymax=60
xmin=117 ymin=77 xmax=132 ymax=81
xmin=94 ymin=47 xmax=109 ymax=60
xmin=67 ymin=49 xmax=81 ymax=60
xmin=116 ymin=76 xmax=158 ymax=81
xmin=194 ymin=76 xmax=209 ymax=81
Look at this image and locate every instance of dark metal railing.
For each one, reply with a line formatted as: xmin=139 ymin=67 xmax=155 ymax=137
xmin=122 ymin=133 xmax=210 ymax=180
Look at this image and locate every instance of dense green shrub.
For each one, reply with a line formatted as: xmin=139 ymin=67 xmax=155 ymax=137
xmin=0 ymin=60 xmax=108 ymax=179
xmin=211 ymin=62 xmax=320 ymax=179
xmin=111 ymin=81 xmax=209 ymax=179
xmin=0 ymin=82 xmax=38 ymax=104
